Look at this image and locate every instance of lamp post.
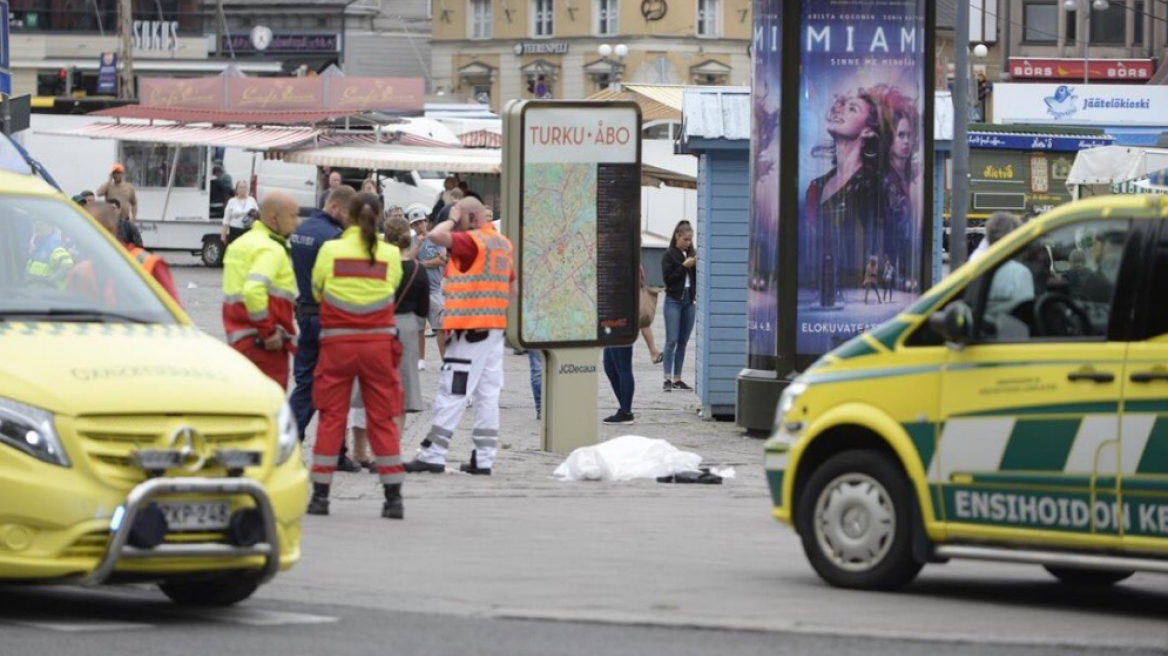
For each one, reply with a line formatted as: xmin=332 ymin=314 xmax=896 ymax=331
xmin=597 ymin=43 xmax=628 ymax=90
xmin=1064 ymin=0 xmax=1112 ymax=85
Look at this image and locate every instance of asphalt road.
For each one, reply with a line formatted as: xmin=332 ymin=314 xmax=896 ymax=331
xmin=10 ymin=259 xmax=1166 ymax=656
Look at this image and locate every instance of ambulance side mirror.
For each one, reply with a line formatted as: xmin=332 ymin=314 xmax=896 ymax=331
xmin=930 ymin=301 xmax=975 ymax=349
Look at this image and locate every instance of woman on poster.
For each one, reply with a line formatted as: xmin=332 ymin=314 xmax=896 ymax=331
xmin=872 ymin=84 xmax=921 ymax=291
xmin=805 ymin=89 xmax=883 ymax=308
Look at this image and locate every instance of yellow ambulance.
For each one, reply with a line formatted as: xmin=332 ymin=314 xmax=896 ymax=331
xmin=766 ymin=195 xmax=1168 ymax=590
xmin=0 ymin=137 xmax=307 ymax=605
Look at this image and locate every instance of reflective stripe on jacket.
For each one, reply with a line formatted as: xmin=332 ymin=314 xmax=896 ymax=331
xmin=26 ymin=235 xmax=75 ymax=288
xmin=311 ymin=226 xmax=403 ymax=341
xmin=222 ymin=221 xmax=298 ymax=351
xmin=443 ymin=222 xmax=513 ymax=330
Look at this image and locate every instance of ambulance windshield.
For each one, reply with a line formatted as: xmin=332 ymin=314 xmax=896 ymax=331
xmin=0 ymin=196 xmax=177 ymax=325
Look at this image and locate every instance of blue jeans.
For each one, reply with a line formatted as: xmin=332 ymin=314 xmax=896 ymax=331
xmin=663 ymin=291 xmax=696 ymax=380
xmin=603 ymin=346 xmax=635 ymax=415
xmin=290 ymin=314 xmax=320 ymax=441
xmin=528 ymin=350 xmax=543 ymax=415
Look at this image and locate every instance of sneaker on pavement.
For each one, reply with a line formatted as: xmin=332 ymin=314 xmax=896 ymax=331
xmin=663 ymin=380 xmax=672 ymax=393
xmin=417 ymin=359 xmax=426 ymax=371
xmin=404 ymin=459 xmax=446 ymax=474
xmin=337 ymin=455 xmax=362 ymax=473
xmin=602 ymin=413 xmax=635 ymax=425
xmin=672 ymin=381 xmax=693 ymax=391
xmin=459 ymin=463 xmax=492 ymax=476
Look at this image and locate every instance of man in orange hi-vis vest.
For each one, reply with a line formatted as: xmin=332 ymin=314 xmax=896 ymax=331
xmin=405 ymin=198 xmax=513 ymax=476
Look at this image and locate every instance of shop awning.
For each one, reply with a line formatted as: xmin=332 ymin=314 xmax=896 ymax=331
xmin=1100 ymin=126 xmax=1168 ymax=147
xmin=37 ymin=122 xmax=321 ymax=151
xmin=283 ymin=144 xmax=504 ymax=174
xmin=459 ymin=129 xmax=503 ymax=149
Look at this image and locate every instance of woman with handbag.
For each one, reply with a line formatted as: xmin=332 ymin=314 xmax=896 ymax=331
xmin=639 ymin=281 xmax=663 ymax=364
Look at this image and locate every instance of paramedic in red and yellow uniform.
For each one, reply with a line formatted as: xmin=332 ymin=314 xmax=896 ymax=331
xmin=221 ymin=192 xmax=300 ymax=387
xmin=307 ymin=192 xmax=407 ymax=519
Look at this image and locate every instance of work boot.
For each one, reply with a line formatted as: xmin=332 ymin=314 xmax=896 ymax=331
xmin=459 ymin=452 xmax=492 ymax=476
xmin=404 ymin=459 xmax=445 ymax=474
xmin=306 ymin=483 xmax=330 ymax=516
xmin=381 ymin=484 xmax=404 ymax=520
xmin=336 ymin=454 xmax=362 ymax=473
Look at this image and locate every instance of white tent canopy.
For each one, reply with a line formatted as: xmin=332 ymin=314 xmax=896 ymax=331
xmin=1066 ymin=145 xmax=1168 ymax=197
xmin=284 ymin=144 xmax=504 ymax=174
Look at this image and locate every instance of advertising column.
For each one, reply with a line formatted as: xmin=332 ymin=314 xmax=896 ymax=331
xmin=795 ymin=0 xmax=929 ymax=357
xmin=502 ymin=100 xmax=642 ymax=453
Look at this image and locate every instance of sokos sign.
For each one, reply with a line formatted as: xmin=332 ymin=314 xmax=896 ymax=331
xmin=994 ymin=82 xmax=1168 ymax=127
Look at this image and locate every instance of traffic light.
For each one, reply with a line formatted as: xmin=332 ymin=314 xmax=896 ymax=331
xmin=55 ymin=69 xmax=68 ymax=96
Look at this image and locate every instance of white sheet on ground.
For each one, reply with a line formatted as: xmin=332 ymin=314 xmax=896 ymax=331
xmin=553 ymin=435 xmax=703 ymax=482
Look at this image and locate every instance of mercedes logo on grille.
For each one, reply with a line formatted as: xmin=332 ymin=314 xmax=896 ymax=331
xmin=167 ymin=426 xmax=210 ymax=472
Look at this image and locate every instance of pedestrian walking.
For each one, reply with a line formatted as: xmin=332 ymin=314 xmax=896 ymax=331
xmin=863 ymin=255 xmax=880 ymax=304
xmin=307 ymin=192 xmax=407 ymax=519
xmin=405 ymin=197 xmax=513 ymax=476
xmin=882 ymin=256 xmax=895 ymax=303
xmin=661 ymin=221 xmax=697 ymax=392
xmin=411 ymin=203 xmax=448 ymax=367
xmin=222 ymin=181 xmax=259 ymax=245
xmin=289 ymin=185 xmax=363 ymax=472
xmin=221 ymin=192 xmax=300 ymax=387
xmin=602 ymin=345 xmax=635 ymax=424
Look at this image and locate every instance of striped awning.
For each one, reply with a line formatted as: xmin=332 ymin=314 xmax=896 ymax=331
xmin=284 ymin=144 xmax=503 ymax=174
xmin=37 ymin=122 xmax=320 ymax=151
xmin=459 ymin=129 xmax=503 ymax=149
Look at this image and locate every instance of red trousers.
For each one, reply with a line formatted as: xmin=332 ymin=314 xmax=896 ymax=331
xmin=311 ymin=337 xmax=404 ymax=486
xmin=236 ymin=342 xmax=289 ymax=389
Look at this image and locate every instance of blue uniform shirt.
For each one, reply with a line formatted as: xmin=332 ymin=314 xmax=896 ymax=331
xmin=290 ymin=209 xmax=344 ymax=305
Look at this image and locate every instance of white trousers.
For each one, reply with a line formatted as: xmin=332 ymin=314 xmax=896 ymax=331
xmin=418 ymin=329 xmax=504 ymax=468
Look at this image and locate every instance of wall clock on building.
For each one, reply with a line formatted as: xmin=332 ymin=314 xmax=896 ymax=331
xmin=251 ymin=25 xmax=274 ymax=52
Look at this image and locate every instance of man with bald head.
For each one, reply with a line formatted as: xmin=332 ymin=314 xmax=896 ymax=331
xmin=84 ymin=201 xmax=181 ymax=302
xmin=222 ymin=191 xmax=301 ymax=386
xmin=406 ymin=197 xmax=514 ymax=476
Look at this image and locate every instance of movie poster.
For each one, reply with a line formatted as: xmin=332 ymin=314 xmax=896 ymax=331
xmin=796 ymin=0 xmax=926 ymax=356
xmin=747 ymin=0 xmax=781 ymax=371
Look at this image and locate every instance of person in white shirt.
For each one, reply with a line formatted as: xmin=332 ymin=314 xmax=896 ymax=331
xmin=221 ymin=181 xmax=260 ymax=245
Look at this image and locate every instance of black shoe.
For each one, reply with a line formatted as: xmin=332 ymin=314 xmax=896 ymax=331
xmin=602 ymin=413 xmax=635 ymax=425
xmin=663 ymin=380 xmax=672 ymax=392
xmin=672 ymin=381 xmax=692 ymax=391
xmin=306 ymin=483 xmax=330 ymax=515
xmin=337 ymin=455 xmax=362 ymax=473
xmin=381 ymin=484 xmax=404 ymax=520
xmin=459 ymin=463 xmax=492 ymax=475
xmin=404 ymin=459 xmax=445 ymax=474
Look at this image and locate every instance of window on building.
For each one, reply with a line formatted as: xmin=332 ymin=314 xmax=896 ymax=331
xmin=1023 ymin=1 xmax=1057 ymax=43
xmin=1091 ymin=2 xmax=1126 ymax=44
xmin=1135 ymin=1 xmax=1145 ymax=45
xmin=533 ymin=0 xmax=554 ymax=36
xmin=697 ymin=0 xmax=719 ymax=37
xmin=1066 ymin=9 xmax=1077 ymax=42
xmin=470 ymin=0 xmax=492 ymax=39
xmin=596 ymin=0 xmax=617 ymax=35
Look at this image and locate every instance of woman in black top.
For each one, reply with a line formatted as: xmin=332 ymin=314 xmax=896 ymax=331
xmin=661 ymin=220 xmax=697 ymax=392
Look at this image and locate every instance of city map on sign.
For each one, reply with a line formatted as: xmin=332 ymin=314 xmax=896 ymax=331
xmin=521 ymin=162 xmax=598 ymax=343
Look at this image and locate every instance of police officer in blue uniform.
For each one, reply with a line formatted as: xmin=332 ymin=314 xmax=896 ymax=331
xmin=289 ymin=184 xmax=363 ymax=472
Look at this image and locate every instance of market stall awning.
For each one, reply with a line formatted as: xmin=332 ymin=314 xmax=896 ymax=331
xmin=642 ymin=163 xmax=696 ymax=189
xmin=92 ymin=105 xmax=363 ymax=126
xmin=459 ymin=129 xmax=503 ymax=149
xmin=37 ymin=122 xmax=321 ymax=151
xmin=283 ymin=144 xmax=504 ymax=174
xmin=1066 ymin=145 xmax=1168 ymax=187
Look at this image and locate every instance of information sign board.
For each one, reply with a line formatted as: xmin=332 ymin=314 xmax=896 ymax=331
xmin=511 ymin=102 xmax=642 ymax=349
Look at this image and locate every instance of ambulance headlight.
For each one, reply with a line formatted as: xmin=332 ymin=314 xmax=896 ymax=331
xmin=275 ymin=402 xmax=299 ymax=465
xmin=0 ymin=397 xmax=70 ymax=467
xmin=777 ymin=380 xmax=809 ymax=424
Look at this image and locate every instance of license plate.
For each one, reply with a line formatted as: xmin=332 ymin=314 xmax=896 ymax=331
xmin=159 ymin=501 xmax=231 ymax=531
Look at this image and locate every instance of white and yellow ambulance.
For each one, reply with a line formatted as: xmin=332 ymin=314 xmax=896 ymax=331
xmin=766 ymin=195 xmax=1168 ymax=590
xmin=0 ymin=136 xmax=307 ymax=605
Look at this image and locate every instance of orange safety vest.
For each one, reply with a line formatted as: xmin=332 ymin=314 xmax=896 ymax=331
xmin=127 ymin=245 xmax=160 ymax=276
xmin=443 ymin=223 xmax=513 ymax=330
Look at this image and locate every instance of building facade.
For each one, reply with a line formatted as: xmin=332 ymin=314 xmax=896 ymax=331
xmin=429 ymin=0 xmax=751 ymax=109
